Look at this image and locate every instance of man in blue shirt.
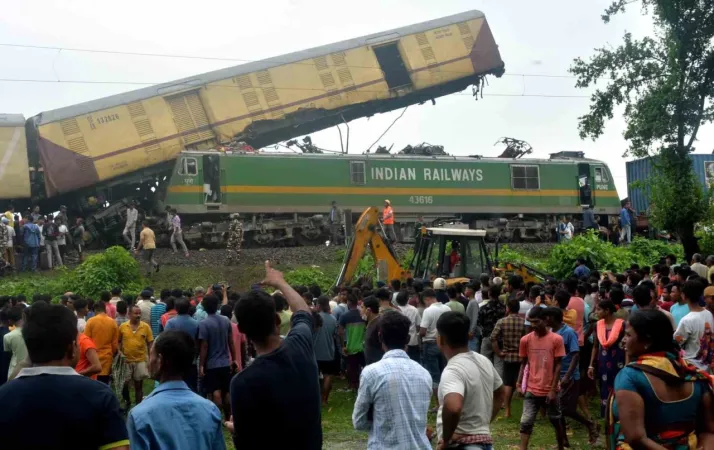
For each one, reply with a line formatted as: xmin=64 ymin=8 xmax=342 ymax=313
xmin=619 ymin=201 xmax=632 ymax=245
xmin=127 ymin=330 xmax=225 ymax=450
xmin=0 ymin=303 xmax=129 ymax=450
xmin=544 ymin=307 xmax=599 ymax=445
xmin=22 ymin=216 xmax=41 ymax=272
xmin=165 ymin=297 xmax=199 ymax=392
xmin=198 ymin=294 xmax=236 ymax=419
xmin=574 ymin=258 xmax=591 ymax=279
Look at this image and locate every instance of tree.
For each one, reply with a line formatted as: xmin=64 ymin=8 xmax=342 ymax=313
xmin=570 ymin=0 xmax=714 ymax=260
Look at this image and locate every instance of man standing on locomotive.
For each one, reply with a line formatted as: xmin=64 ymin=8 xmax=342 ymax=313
xmin=382 ymin=200 xmax=397 ymax=243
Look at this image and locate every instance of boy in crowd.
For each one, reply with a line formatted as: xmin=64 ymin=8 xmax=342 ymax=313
xmin=543 ymin=307 xmax=599 ymax=445
xmin=516 ymin=307 xmax=567 ymax=450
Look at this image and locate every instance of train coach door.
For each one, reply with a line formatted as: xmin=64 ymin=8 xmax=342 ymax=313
xmin=203 ymin=154 xmax=221 ymax=205
xmin=577 ymin=163 xmax=593 ymax=207
xmin=373 ymin=42 xmax=413 ymax=92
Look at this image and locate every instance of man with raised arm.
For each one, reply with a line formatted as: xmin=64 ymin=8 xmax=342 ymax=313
xmin=228 ymin=261 xmax=320 ymax=449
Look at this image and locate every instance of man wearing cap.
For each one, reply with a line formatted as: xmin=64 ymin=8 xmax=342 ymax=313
xmin=226 ymin=214 xmax=243 ymax=265
xmin=433 ymin=277 xmax=450 ymax=304
xmin=3 ymin=204 xmax=15 ymax=228
xmin=123 ymin=202 xmax=139 ymax=250
xmin=382 ymin=200 xmax=397 ymax=243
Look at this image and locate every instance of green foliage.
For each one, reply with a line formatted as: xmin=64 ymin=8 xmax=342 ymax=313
xmin=496 ymin=232 xmax=685 ymax=279
xmin=695 ymin=223 xmax=714 ymax=257
xmin=0 ymin=271 xmax=70 ymax=302
xmin=72 ymin=246 xmax=143 ymax=299
xmin=627 ymin=236 xmax=683 ymax=265
xmin=496 ymin=245 xmax=546 ymax=271
xmin=284 ymin=266 xmax=337 ymax=293
xmin=401 ymin=248 xmax=414 ymax=270
xmin=545 ymin=232 xmax=632 ymax=278
xmin=0 ymin=247 xmax=143 ymax=301
xmin=570 ymin=0 xmax=714 ymax=256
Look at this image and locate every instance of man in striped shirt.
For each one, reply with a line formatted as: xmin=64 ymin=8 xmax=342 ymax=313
xmin=170 ymin=209 xmax=189 ymax=258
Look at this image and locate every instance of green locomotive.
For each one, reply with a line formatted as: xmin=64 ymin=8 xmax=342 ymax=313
xmin=154 ymin=149 xmax=620 ymax=246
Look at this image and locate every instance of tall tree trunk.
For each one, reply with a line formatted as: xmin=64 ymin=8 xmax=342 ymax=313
xmin=678 ymin=222 xmax=699 ymax=263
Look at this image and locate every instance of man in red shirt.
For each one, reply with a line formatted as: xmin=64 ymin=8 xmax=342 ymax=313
xmin=516 ymin=307 xmax=567 ymax=450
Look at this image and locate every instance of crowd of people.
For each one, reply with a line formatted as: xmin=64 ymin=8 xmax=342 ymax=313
xmin=1 ymin=204 xmax=84 ymax=273
xmin=1 ymin=252 xmax=714 ymax=449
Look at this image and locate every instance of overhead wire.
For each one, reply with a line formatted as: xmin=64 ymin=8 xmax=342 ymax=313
xmin=0 ymin=42 xmax=578 ymax=79
xmin=365 ymin=106 xmax=410 ymax=152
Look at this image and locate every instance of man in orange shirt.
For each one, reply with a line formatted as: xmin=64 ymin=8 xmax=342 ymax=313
xmin=84 ymin=301 xmax=119 ymax=385
xmin=382 ymin=200 xmax=397 ymax=243
xmin=75 ymin=333 xmax=102 ymax=380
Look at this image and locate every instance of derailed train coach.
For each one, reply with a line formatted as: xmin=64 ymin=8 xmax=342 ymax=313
xmin=2 ymin=10 xmax=503 ymax=210
xmin=0 ymin=114 xmax=31 ymax=201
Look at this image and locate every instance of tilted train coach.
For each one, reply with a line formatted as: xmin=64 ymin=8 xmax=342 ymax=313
xmin=1 ymin=10 xmax=502 ymax=210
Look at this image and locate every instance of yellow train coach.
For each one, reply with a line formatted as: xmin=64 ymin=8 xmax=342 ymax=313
xmin=0 ymin=114 xmax=30 ymax=200
xmin=29 ymin=10 xmax=503 ymax=198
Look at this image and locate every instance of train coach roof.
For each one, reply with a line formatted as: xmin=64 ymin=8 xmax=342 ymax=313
xmin=0 ymin=114 xmax=26 ymax=127
xmin=33 ymin=10 xmax=486 ymax=126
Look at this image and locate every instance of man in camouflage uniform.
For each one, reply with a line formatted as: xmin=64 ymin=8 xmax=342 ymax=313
xmin=0 ymin=217 xmax=7 ymax=272
xmin=226 ymin=213 xmax=243 ymax=265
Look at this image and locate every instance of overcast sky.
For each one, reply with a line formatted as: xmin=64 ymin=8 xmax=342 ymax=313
xmin=2 ymin=0 xmax=713 ymax=198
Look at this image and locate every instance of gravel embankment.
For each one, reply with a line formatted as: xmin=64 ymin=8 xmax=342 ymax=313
xmin=114 ymin=242 xmax=555 ymax=269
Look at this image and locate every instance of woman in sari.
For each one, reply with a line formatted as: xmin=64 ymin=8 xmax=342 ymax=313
xmin=588 ymin=299 xmax=627 ymax=417
xmin=608 ymin=309 xmax=714 ymax=449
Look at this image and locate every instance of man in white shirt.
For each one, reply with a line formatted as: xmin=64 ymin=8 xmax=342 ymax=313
xmin=465 ymin=282 xmax=482 ymax=352
xmin=396 ymin=289 xmax=421 ymax=363
xmin=123 ymin=202 xmax=139 ymax=250
xmin=436 ymin=311 xmax=505 ymax=449
xmin=690 ymin=254 xmax=709 ymax=280
xmin=56 ymin=218 xmax=69 ymax=263
xmin=419 ymin=289 xmax=451 ymax=402
xmin=674 ymin=279 xmax=714 ymax=369
xmin=169 ymin=208 xmax=189 ymax=257
xmin=2 ymin=217 xmax=15 ymax=268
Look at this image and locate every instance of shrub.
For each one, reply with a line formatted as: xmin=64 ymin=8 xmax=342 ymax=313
xmin=627 ymin=237 xmax=683 ymax=266
xmin=496 ymin=245 xmax=547 ymax=271
xmin=0 ymin=247 xmax=143 ymax=301
xmin=69 ymin=246 xmax=143 ymax=299
xmin=284 ymin=266 xmax=337 ymax=293
xmin=545 ymin=231 xmax=633 ymax=279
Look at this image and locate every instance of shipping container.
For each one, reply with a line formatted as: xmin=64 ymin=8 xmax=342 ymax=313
xmin=626 ymin=154 xmax=714 ymax=214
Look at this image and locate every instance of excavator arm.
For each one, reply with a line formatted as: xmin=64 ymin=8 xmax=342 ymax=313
xmin=335 ymin=207 xmax=409 ymax=287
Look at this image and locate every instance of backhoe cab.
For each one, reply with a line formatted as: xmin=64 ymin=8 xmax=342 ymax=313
xmin=410 ymin=227 xmax=493 ymax=286
xmin=335 ymin=207 xmax=494 ymax=288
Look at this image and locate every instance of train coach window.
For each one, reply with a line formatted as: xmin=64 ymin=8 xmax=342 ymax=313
xmin=595 ymin=167 xmax=609 ymax=183
xmin=350 ymin=161 xmax=366 ymax=185
xmin=511 ymin=165 xmax=540 ymax=190
xmin=178 ymin=157 xmax=198 ymax=176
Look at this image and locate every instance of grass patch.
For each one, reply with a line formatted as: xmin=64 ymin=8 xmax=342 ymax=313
xmin=130 ymin=377 xmax=604 ymax=450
